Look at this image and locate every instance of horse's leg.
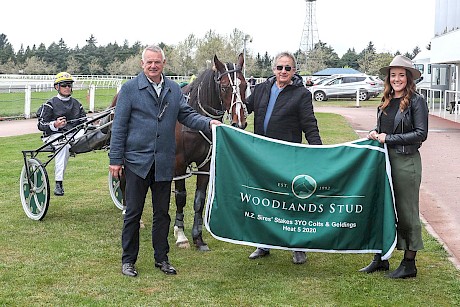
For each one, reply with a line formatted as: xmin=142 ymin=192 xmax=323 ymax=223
xmin=192 ymin=174 xmax=210 ymax=251
xmin=173 ymin=179 xmax=190 ymax=248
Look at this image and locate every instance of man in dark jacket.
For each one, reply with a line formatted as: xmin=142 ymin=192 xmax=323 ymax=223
xmin=246 ymin=51 xmax=322 ymax=264
xmin=109 ymin=45 xmax=220 ymax=277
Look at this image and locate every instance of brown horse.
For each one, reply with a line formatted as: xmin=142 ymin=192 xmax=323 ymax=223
xmin=109 ymin=54 xmax=248 ymax=250
xmin=173 ymin=53 xmax=248 ymax=251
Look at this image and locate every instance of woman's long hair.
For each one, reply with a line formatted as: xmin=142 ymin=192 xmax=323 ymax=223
xmin=379 ymin=69 xmax=416 ymax=112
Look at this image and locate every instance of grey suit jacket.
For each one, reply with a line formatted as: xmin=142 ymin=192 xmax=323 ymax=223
xmin=109 ymin=72 xmax=211 ymax=180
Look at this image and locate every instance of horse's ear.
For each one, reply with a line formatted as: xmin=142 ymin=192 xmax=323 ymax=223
xmin=213 ymin=54 xmax=225 ymax=72
xmin=238 ymin=53 xmax=244 ymax=68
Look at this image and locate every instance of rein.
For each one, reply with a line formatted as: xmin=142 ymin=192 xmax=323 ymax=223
xmin=179 ymin=61 xmax=248 ymax=178
xmin=195 ymin=82 xmax=225 ymax=119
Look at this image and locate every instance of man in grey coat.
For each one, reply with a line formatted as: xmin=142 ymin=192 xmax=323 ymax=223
xmin=109 ymin=45 xmax=220 ymax=277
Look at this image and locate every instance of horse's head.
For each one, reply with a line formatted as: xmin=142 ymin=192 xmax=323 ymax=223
xmin=213 ymin=53 xmax=248 ymax=129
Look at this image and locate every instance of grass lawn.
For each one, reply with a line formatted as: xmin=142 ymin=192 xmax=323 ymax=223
xmin=0 ymin=110 xmax=459 ymax=306
xmin=0 ymin=88 xmax=117 ymax=118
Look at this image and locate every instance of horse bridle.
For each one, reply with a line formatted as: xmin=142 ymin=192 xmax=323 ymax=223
xmin=195 ymin=63 xmax=247 ymax=122
xmin=188 ymin=63 xmax=248 ymax=172
xmin=216 ymin=64 xmax=248 ymax=126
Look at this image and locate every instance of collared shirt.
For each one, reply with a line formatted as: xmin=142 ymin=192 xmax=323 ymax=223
xmin=147 ymin=75 xmax=164 ymax=97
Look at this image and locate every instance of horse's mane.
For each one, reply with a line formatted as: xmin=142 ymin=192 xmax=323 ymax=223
xmin=186 ymin=68 xmax=220 ymax=111
xmin=186 ymin=61 xmax=238 ymax=113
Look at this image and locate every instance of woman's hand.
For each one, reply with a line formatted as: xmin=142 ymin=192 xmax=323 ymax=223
xmin=367 ymin=131 xmax=386 ymax=143
xmin=367 ymin=130 xmax=379 ymax=140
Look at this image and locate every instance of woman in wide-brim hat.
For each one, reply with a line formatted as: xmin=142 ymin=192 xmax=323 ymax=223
xmin=359 ymin=55 xmax=429 ymax=279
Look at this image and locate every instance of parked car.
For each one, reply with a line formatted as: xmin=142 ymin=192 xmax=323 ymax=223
xmin=312 ymin=76 xmax=332 ymax=85
xmin=370 ymin=75 xmax=384 ymax=94
xmin=309 ymin=74 xmax=381 ymax=101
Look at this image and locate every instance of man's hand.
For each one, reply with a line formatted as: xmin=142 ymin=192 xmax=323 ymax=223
xmin=209 ymin=119 xmax=221 ymax=127
xmin=54 ymin=116 xmax=67 ymax=128
xmin=109 ymin=165 xmax=123 ymax=179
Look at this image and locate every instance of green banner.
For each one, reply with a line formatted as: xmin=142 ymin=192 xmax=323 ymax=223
xmin=205 ymin=125 xmax=397 ymax=259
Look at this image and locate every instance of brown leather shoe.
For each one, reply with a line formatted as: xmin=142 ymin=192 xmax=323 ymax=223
xmin=155 ymin=261 xmax=177 ymax=275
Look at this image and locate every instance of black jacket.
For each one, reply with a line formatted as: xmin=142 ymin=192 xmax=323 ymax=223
xmin=246 ymin=74 xmax=322 ymax=145
xmin=376 ymin=93 xmax=428 ymax=154
xmin=37 ymin=96 xmax=86 ymax=137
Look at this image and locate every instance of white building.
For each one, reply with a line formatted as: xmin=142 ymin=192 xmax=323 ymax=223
xmin=413 ymin=0 xmax=460 ymax=118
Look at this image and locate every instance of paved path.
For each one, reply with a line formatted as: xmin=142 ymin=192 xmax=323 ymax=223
xmin=316 ymin=106 xmax=460 ymax=270
xmin=0 ymin=118 xmax=38 ymax=137
xmin=2 ymin=109 xmax=460 ymax=270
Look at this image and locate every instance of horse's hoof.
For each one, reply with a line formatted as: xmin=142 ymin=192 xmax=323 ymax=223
xmin=176 ymin=241 xmax=191 ymax=249
xmin=174 ymin=226 xmax=190 ymax=248
xmin=196 ymin=244 xmax=210 ymax=252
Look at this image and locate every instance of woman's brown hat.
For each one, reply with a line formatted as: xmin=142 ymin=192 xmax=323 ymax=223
xmin=379 ymin=55 xmax=421 ymax=79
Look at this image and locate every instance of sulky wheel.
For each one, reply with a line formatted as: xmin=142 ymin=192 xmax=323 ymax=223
xmin=19 ymin=158 xmax=50 ymax=220
xmin=108 ymin=171 xmax=124 ymax=210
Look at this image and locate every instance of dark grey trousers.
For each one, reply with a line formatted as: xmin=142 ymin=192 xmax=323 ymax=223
xmin=121 ymin=165 xmax=172 ymax=264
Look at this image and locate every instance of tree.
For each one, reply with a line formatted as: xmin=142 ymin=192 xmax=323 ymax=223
xmin=253 ymin=52 xmax=273 ymax=78
xmin=0 ymin=58 xmax=17 ymax=74
xmin=358 ymin=42 xmax=377 ymax=74
xmin=23 ymin=56 xmax=56 ymax=74
xmin=0 ymin=33 xmax=15 ymax=64
xmin=195 ymin=30 xmax=226 ymax=72
xmin=66 ymin=56 xmax=81 ymax=74
xmin=411 ymin=46 xmax=421 ymax=59
xmin=118 ymin=54 xmax=142 ymax=75
xmin=16 ymin=44 xmax=26 ymax=65
xmin=35 ymin=43 xmax=47 ymax=61
xmin=339 ymin=48 xmax=359 ymax=70
xmin=305 ymin=41 xmax=340 ymax=74
xmin=403 ymin=52 xmax=413 ymax=59
xmin=87 ymin=58 xmax=103 ymax=74
xmin=0 ymin=31 xmax=425 ymax=78
xmin=107 ymin=57 xmax=141 ymax=76
xmin=294 ymin=49 xmax=308 ymax=74
xmin=227 ymin=28 xmax=246 ymax=58
xmin=370 ymin=52 xmax=394 ymax=78
xmin=168 ymin=34 xmax=197 ymax=75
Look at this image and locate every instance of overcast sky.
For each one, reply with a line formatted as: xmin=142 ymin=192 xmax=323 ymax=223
xmin=1 ymin=0 xmax=435 ymax=57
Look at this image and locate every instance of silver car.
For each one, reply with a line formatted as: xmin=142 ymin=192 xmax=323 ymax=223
xmin=309 ymin=74 xmax=381 ymax=101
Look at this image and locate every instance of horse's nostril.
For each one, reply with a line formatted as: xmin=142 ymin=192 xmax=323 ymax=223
xmin=232 ymin=122 xmax=247 ymax=130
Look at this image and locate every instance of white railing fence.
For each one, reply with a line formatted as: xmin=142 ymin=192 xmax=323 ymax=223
xmin=417 ymin=87 xmax=460 ymax=122
xmin=0 ymin=74 xmax=192 ymax=119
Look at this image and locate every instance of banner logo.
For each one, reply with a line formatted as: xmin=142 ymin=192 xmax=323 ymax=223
xmin=291 ymin=174 xmax=317 ymax=199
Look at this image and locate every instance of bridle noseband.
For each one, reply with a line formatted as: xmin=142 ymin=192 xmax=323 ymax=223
xmin=192 ymin=64 xmax=248 ymax=125
xmin=215 ymin=64 xmax=248 ymax=126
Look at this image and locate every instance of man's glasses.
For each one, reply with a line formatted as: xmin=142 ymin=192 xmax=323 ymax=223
xmin=59 ymin=82 xmax=73 ymax=88
xmin=276 ymin=65 xmax=293 ymax=72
